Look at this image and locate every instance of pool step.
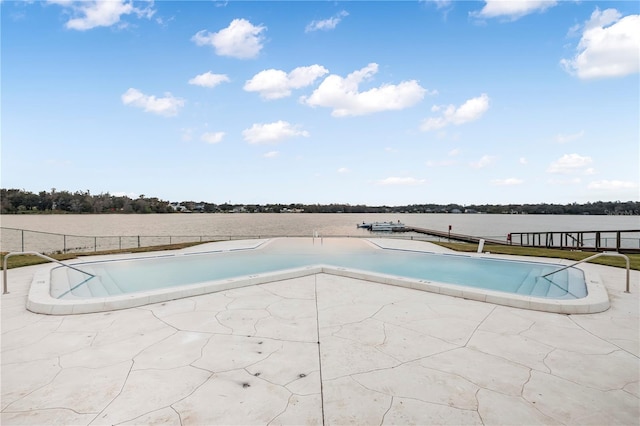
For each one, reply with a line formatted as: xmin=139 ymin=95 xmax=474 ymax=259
xmin=515 ymin=266 xmax=570 ymax=298
xmin=515 ymin=269 xmax=542 ymax=295
xmin=61 ymin=266 xmax=125 ymax=298
xmin=90 ymin=267 xmax=125 ymax=296
xmin=544 ymin=269 xmax=570 ymax=298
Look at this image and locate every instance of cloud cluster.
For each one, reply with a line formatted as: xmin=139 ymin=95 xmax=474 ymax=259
xmin=302 ymin=63 xmax=426 ymax=117
xmin=546 ymin=153 xmax=594 ymax=174
xmin=421 ymin=94 xmax=490 ymax=132
xmin=48 ymin=0 xmax=155 ymax=31
xmin=471 ymin=0 xmax=557 ymax=21
xmin=470 ymin=154 xmax=495 ymax=169
xmin=242 ymin=121 xmax=309 ymax=144
xmin=555 ymin=130 xmax=584 ymax=144
xmin=201 ymin=132 xmax=225 ymax=144
xmin=491 ymin=178 xmax=523 ymax=186
xmin=192 ymin=18 xmax=266 ymax=59
xmin=561 ymin=8 xmax=639 ymax=79
xmin=121 ymin=88 xmax=184 ymax=117
xmin=587 ymin=180 xmax=637 ymax=190
xmin=244 ymin=65 xmax=329 ymax=99
xmin=305 ymin=10 xmax=349 ymax=32
xmin=188 ymin=72 xmax=230 ymax=88
xmin=376 ymin=177 xmax=426 ymax=186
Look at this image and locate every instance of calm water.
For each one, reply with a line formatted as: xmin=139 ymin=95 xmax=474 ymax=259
xmin=1 ymin=213 xmax=638 ymax=253
xmin=53 ymin=238 xmax=585 ymax=300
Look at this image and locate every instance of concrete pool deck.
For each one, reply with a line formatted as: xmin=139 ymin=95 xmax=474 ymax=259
xmin=1 ymin=239 xmax=639 ymax=425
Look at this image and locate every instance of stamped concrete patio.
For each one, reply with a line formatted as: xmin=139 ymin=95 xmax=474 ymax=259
xmin=1 ymin=240 xmax=638 ymax=425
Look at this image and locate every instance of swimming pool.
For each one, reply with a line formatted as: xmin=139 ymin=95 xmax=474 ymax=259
xmin=27 ymin=238 xmax=609 ymax=315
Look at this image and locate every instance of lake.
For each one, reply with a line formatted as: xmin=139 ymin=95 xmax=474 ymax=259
xmin=1 ymin=213 xmax=638 ymax=254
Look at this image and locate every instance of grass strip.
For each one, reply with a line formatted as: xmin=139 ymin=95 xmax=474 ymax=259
xmin=1 ymin=242 xmax=207 ymax=270
xmin=433 ymin=242 xmax=639 ymax=270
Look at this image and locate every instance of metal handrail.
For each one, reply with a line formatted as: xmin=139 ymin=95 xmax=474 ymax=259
xmin=2 ymin=251 xmax=95 ymax=294
xmin=542 ymin=251 xmax=631 ymax=293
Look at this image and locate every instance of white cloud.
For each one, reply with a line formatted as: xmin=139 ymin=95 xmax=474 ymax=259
xmin=428 ymin=0 xmax=453 ymax=10
xmin=519 ymin=157 xmax=528 ymax=164
xmin=121 ymin=88 xmax=184 ymax=117
xmin=188 ymin=71 xmax=230 ymax=88
xmin=587 ymin=180 xmax=638 ymax=190
xmin=192 ymin=18 xmax=266 ymax=59
xmin=547 ymin=153 xmax=593 ymax=174
xmin=547 ymin=177 xmax=582 ymax=186
xmin=263 ymin=151 xmax=279 ymax=158
xmin=426 ymin=160 xmax=456 ymax=167
xmin=301 ymin=63 xmax=426 ymax=117
xmin=305 ymin=10 xmax=348 ymax=32
xmin=561 ymin=9 xmax=640 ymax=79
xmin=421 ymin=94 xmax=490 ymax=131
xmin=492 ymin=178 xmax=523 ymax=186
xmin=242 ymin=120 xmax=309 ymax=144
xmin=470 ymin=155 xmax=495 ymax=169
xmin=448 ymin=148 xmax=461 ymax=156
xmin=244 ymin=65 xmax=328 ymax=99
xmin=201 ymin=132 xmax=225 ymax=144
xmin=376 ymin=177 xmax=426 ymax=186
xmin=472 ymin=0 xmax=557 ymax=21
xmin=555 ymin=130 xmax=584 ymax=144
xmin=337 ymin=167 xmax=350 ymax=174
xmin=49 ymin=0 xmax=155 ymax=31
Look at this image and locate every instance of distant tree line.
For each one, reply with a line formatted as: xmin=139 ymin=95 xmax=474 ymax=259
xmin=1 ymin=188 xmax=638 ymax=215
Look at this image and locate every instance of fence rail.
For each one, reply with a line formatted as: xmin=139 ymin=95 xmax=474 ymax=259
xmin=0 ymin=227 xmax=444 ymax=255
xmin=0 ymin=227 xmax=274 ymax=254
xmin=508 ymin=230 xmax=640 ymax=253
xmin=2 ymin=227 xmax=639 ymax=255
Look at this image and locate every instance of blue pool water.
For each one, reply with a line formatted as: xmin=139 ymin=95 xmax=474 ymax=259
xmin=51 ymin=239 xmax=587 ymax=300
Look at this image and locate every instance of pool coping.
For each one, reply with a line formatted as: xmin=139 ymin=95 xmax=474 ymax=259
xmin=26 ymin=238 xmax=610 ymax=315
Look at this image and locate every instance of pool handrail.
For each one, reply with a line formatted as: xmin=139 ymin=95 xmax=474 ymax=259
xmin=3 ymin=251 xmax=95 ymax=294
xmin=542 ymin=251 xmax=630 ymax=293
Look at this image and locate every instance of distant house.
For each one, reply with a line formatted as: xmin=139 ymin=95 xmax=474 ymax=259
xmin=450 ymin=208 xmax=462 ymax=214
xmin=169 ymin=202 xmax=190 ymax=212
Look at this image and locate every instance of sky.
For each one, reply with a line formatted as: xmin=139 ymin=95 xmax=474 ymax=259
xmin=1 ymin=0 xmax=639 ymax=206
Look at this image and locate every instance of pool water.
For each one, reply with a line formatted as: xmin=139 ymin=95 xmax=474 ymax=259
xmin=51 ymin=238 xmax=587 ymax=300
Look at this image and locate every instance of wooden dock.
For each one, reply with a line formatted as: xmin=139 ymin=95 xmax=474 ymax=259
xmin=404 ymin=226 xmax=506 ymax=245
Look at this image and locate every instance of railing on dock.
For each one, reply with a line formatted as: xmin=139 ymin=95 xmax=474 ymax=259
xmin=400 ymin=227 xmax=640 ymax=253
xmin=508 ymin=230 xmax=640 ymax=253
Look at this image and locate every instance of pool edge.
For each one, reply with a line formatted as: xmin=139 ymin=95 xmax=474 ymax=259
xmin=26 ymin=257 xmax=610 ymax=316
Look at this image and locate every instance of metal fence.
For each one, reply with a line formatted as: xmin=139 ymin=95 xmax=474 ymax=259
xmin=0 ymin=227 xmax=259 ymax=254
xmin=0 ymin=227 xmax=443 ymax=255
xmin=508 ymin=230 xmax=640 ymax=253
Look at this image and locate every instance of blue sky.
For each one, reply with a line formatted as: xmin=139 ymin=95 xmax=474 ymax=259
xmin=2 ymin=0 xmax=639 ymax=205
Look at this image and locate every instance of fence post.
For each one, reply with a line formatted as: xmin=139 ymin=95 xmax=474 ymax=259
xmin=94 ymin=237 xmax=97 ymax=252
xmin=137 ymin=236 xmax=140 ymax=248
xmin=64 ymin=235 xmax=67 ymax=253
xmin=21 ymin=230 xmax=24 ymax=252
